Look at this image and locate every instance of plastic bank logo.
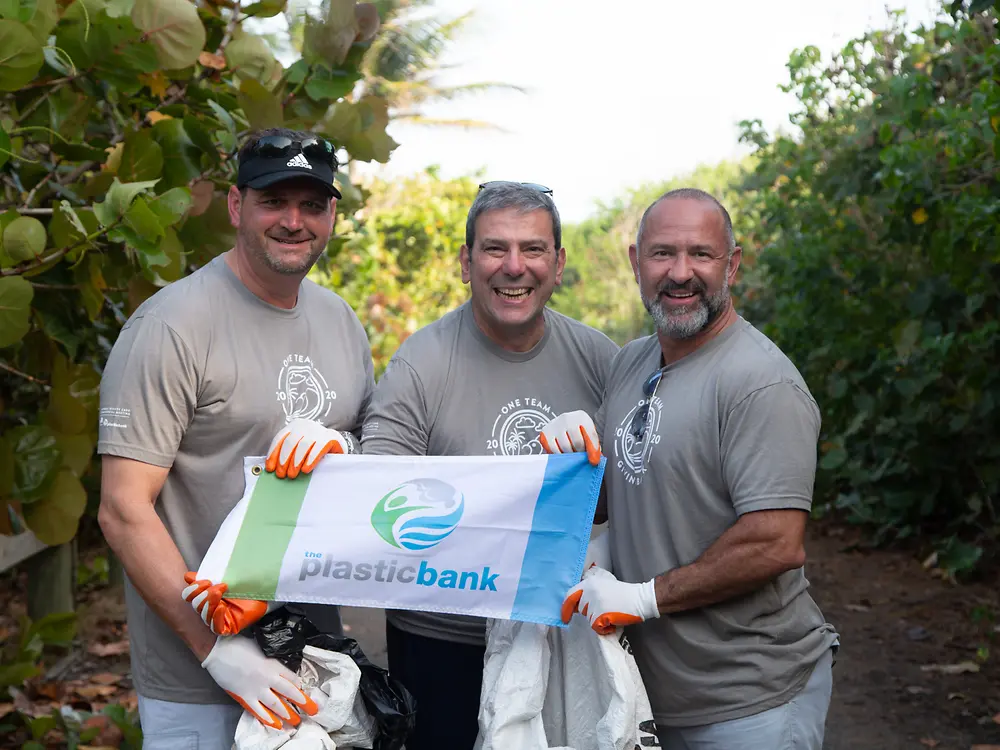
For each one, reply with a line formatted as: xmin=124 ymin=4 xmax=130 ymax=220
xmin=297 ymin=555 xmax=499 ymax=592
xmin=370 ymin=478 xmax=464 ymax=551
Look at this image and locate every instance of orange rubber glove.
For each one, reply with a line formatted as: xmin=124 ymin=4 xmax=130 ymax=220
xmin=182 ymin=572 xmax=271 ymax=636
xmin=265 ymin=418 xmax=352 ymax=480
xmin=539 ymin=410 xmax=602 ymax=466
xmin=561 ymin=566 xmax=659 ymax=635
xmin=201 ymin=634 xmax=318 ymax=729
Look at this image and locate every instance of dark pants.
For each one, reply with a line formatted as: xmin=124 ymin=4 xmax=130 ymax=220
xmin=386 ymin=619 xmax=485 ymax=750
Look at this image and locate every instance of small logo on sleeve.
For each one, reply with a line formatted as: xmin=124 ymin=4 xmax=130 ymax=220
xmin=98 ymin=407 xmax=131 ymax=429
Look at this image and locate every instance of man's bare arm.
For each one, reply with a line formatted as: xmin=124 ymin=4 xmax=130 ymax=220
xmin=653 ymin=509 xmax=808 ymax=615
xmin=98 ymin=455 xmax=216 ymax=662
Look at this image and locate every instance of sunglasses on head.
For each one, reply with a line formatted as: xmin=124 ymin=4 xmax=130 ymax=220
xmin=478 ymin=181 xmax=553 ymax=195
xmin=629 ymin=368 xmax=664 ymax=442
xmin=247 ymin=135 xmax=338 ymax=168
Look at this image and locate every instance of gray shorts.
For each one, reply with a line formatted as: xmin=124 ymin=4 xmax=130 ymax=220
xmin=657 ymin=647 xmax=835 ymax=750
xmin=137 ymin=695 xmax=242 ymax=750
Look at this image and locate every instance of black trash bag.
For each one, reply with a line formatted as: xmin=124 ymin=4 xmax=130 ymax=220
xmin=252 ymin=604 xmax=417 ymax=750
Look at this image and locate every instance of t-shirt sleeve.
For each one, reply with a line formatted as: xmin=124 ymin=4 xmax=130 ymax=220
xmin=595 ymin=334 xmax=620 ymax=393
xmin=345 ymin=320 xmax=376 ymax=452
xmin=360 ymin=355 xmax=430 ymax=456
xmin=97 ymin=314 xmax=199 ymax=468
xmin=720 ymin=381 xmax=821 ymax=516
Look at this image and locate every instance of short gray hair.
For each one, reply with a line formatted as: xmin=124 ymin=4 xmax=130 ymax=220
xmin=635 ymin=188 xmax=736 ymax=254
xmin=466 ymin=182 xmax=562 ymax=250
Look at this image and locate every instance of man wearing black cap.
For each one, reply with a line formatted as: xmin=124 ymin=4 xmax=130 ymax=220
xmin=97 ymin=128 xmax=375 ymax=746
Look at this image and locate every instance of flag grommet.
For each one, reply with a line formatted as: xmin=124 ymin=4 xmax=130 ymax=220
xmin=251 ymin=464 xmax=263 ymax=476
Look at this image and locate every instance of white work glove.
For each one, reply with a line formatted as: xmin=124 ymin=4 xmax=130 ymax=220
xmin=561 ymin=566 xmax=659 ymax=635
xmin=539 ymin=410 xmax=602 ymax=466
xmin=202 ymin=635 xmax=318 ymax=729
xmin=265 ymin=418 xmax=353 ymax=479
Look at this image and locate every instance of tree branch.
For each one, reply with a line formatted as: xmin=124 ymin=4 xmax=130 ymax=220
xmin=0 ymin=361 xmax=49 ymax=387
xmin=21 ymin=166 xmax=60 ymax=209
xmin=14 ymin=82 xmax=68 ymax=125
xmin=216 ymin=7 xmax=243 ymax=56
xmin=0 ymin=222 xmax=118 ymax=278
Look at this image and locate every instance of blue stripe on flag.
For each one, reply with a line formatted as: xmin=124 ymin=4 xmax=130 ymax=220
xmin=511 ymin=452 xmax=605 ymax=626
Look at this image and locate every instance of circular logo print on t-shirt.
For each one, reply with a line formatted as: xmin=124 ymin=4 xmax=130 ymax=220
xmin=276 ymin=354 xmax=335 ymax=422
xmin=486 ymin=398 xmax=555 ymax=456
xmin=613 ymin=396 xmax=663 ymax=485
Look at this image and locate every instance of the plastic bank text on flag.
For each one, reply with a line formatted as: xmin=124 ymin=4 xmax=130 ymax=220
xmin=197 ymin=453 xmax=606 ymax=627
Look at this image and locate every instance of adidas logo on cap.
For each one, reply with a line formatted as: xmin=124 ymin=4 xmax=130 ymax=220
xmin=286 ymin=153 xmax=312 ymax=169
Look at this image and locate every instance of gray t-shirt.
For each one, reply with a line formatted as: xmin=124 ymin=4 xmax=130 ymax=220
xmin=596 ymin=318 xmax=838 ymax=727
xmin=361 ymin=301 xmax=619 ymax=646
xmin=97 ymin=255 xmax=375 ymax=704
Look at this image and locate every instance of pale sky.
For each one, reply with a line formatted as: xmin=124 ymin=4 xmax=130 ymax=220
xmin=267 ymin=0 xmax=943 ymax=222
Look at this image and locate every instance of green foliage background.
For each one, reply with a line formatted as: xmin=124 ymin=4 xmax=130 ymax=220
xmin=737 ymin=2 xmax=1000 ymax=573
xmin=0 ymin=0 xmax=395 ymax=548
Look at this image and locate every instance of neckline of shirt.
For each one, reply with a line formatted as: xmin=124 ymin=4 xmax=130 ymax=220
xmin=215 ymin=254 xmax=304 ymax=318
xmin=462 ymin=301 xmax=553 ymax=363
xmin=648 ymin=316 xmax=746 ymax=373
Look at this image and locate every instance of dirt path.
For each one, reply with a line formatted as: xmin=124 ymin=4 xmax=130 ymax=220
xmin=803 ymin=525 xmax=1000 ymax=750
xmin=3 ymin=523 xmax=999 ymax=749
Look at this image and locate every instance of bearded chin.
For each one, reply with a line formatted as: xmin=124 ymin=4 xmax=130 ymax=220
xmin=641 ymin=279 xmax=729 ymax=340
xmin=240 ymin=224 xmax=322 ymax=276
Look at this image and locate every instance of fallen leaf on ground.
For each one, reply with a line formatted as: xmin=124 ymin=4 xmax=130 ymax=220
xmin=88 ymin=641 xmax=130 ymax=657
xmin=992 ymin=712 xmax=1000 ymax=725
xmin=0 ymin=702 xmax=13 ymax=715
xmin=971 ymin=746 xmax=1000 ymax=750
xmin=919 ymin=661 xmax=980 ymax=675
xmin=34 ymin=681 xmax=65 ymax=700
xmin=845 ymin=604 xmax=871 ymax=613
xmin=919 ymin=739 xmax=938 ymax=748
xmin=73 ymin=685 xmax=118 ymax=699
xmin=89 ymin=673 xmax=121 ymax=685
xmin=946 ymin=692 xmax=966 ymax=700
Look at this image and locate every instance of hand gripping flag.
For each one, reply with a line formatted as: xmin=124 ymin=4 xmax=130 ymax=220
xmin=197 ymin=453 xmax=606 ymax=627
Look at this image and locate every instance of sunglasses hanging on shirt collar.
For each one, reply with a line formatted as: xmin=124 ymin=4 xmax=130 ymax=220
xmin=629 ymin=367 xmax=665 ymax=443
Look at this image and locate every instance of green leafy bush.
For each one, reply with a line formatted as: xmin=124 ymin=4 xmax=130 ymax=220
xmin=0 ymin=0 xmax=395 ymax=547
xmin=737 ymin=2 xmax=999 ymax=573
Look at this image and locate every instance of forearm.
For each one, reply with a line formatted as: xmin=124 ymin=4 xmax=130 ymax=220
xmin=99 ymin=501 xmax=216 ymax=661
xmin=652 ymin=514 xmax=806 ymax=615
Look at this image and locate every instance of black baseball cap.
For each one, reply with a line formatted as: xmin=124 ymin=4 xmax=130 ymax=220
xmin=237 ymin=140 xmax=343 ymax=200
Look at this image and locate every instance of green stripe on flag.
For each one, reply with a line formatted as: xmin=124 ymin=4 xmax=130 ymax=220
xmin=222 ymin=471 xmax=312 ymax=600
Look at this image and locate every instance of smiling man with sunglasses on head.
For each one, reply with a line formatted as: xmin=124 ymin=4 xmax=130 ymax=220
xmin=97 ymin=128 xmax=375 ymax=747
xmin=359 ymin=181 xmax=619 ymax=749
xmin=541 ymin=188 xmax=839 ymax=749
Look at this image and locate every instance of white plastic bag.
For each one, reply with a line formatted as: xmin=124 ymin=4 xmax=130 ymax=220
xmin=475 ymin=614 xmax=658 ymax=750
xmin=234 ymin=645 xmax=377 ymax=750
